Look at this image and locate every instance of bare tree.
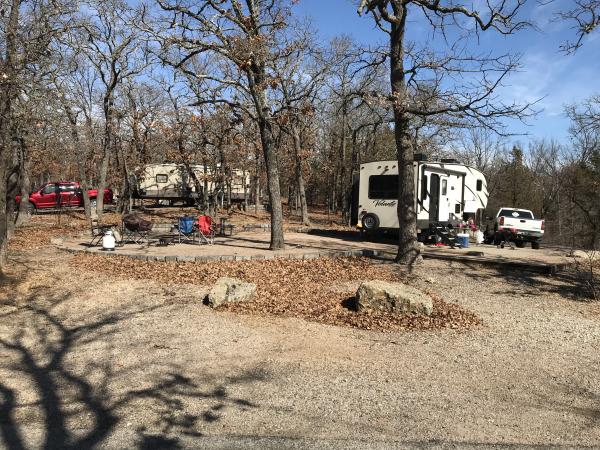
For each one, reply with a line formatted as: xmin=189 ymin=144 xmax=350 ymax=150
xmin=357 ymin=0 xmax=532 ymax=265
xmin=557 ymin=0 xmax=600 ymax=52
xmin=0 ymin=0 xmax=72 ymax=270
xmin=564 ymin=96 xmax=600 ymax=247
xmin=79 ymin=0 xmax=146 ymax=219
xmin=154 ymin=0 xmax=298 ymax=250
xmin=272 ymin=29 xmax=330 ymax=226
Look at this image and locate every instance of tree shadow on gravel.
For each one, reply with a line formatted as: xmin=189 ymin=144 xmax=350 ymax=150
xmin=455 ymin=260 xmax=597 ymax=302
xmin=0 ymin=288 xmax=264 ymax=450
xmin=528 ymin=369 xmax=600 ymax=433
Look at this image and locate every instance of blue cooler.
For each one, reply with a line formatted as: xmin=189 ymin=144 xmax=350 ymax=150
xmin=457 ymin=233 xmax=470 ymax=248
xmin=179 ymin=216 xmax=195 ymax=234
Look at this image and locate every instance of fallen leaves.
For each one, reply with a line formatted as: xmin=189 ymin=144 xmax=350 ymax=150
xmin=9 ymin=212 xmax=121 ymax=251
xmin=71 ymin=253 xmax=481 ymax=332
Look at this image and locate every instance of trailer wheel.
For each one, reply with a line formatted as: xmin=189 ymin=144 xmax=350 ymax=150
xmin=361 ymin=213 xmax=380 ymax=232
xmin=531 ymin=241 xmax=540 ymax=250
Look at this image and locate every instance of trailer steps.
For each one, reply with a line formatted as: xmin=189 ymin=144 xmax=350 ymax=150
xmin=428 ymin=222 xmax=459 ymax=248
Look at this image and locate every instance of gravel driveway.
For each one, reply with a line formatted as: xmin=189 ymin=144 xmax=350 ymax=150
xmin=0 ymin=247 xmax=599 ymax=449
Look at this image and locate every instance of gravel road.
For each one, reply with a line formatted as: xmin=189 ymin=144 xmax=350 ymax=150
xmin=0 ymin=247 xmax=599 ymax=449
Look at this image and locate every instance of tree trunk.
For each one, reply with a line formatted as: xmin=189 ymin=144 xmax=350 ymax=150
xmin=291 ymin=127 xmax=310 ymax=226
xmin=350 ymin=128 xmax=360 ymax=227
xmin=258 ymin=115 xmax=285 ymax=249
xmin=0 ymin=170 xmax=8 ymax=270
xmin=226 ymin=177 xmax=232 ymax=209
xmin=390 ymin=8 xmax=421 ymax=265
xmin=96 ymin=76 xmax=119 ymax=220
xmin=15 ymin=136 xmax=30 ymax=226
xmin=340 ymin=99 xmax=349 ymax=224
xmin=254 ymin=152 xmax=261 ymax=215
xmin=242 ymin=169 xmax=248 ymax=211
xmin=96 ymin=107 xmax=112 ymax=220
xmin=6 ymin=163 xmax=19 ymax=237
xmin=203 ymin=162 xmax=210 ymax=211
xmin=115 ymin=134 xmax=133 ymax=214
xmin=251 ymin=71 xmax=284 ymax=249
xmin=330 ymin=173 xmax=336 ymax=214
xmin=0 ymin=0 xmax=20 ymax=272
xmin=62 ymin=101 xmax=93 ymax=220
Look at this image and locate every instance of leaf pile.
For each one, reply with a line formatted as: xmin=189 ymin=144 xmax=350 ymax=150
xmin=9 ymin=213 xmax=122 ymax=251
xmin=71 ymin=254 xmax=481 ymax=332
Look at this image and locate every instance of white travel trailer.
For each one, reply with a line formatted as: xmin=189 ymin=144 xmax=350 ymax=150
xmin=134 ymin=163 xmax=250 ymax=205
xmin=353 ymin=158 xmax=488 ymax=236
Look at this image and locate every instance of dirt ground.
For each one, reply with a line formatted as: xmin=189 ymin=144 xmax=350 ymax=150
xmin=1 ymin=214 xmax=600 ymax=449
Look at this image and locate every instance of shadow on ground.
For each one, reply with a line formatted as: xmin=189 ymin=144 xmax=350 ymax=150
xmin=0 ymin=288 xmax=264 ymax=449
xmin=452 ymin=260 xmax=598 ymax=302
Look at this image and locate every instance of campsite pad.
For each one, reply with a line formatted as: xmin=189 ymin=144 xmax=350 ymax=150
xmin=60 ymin=230 xmax=576 ymax=272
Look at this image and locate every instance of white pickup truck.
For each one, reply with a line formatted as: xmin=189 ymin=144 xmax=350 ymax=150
xmin=485 ymin=208 xmax=544 ymax=249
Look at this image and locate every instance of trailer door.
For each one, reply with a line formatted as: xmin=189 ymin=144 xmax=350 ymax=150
xmin=437 ymin=176 xmax=450 ymax=222
xmin=429 ymin=174 xmax=440 ymax=222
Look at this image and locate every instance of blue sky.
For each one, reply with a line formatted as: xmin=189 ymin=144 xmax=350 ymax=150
xmin=294 ymin=0 xmax=600 ymax=145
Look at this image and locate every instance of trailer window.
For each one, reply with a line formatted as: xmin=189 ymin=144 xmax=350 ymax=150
xmin=156 ymin=174 xmax=168 ymax=183
xmin=421 ymin=175 xmax=428 ymax=200
xmin=368 ymin=175 xmax=398 ymax=199
xmin=441 ymin=179 xmax=447 ymax=196
xmin=476 ymin=179 xmax=483 ymax=191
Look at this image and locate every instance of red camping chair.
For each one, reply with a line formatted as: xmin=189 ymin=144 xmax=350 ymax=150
xmin=197 ymin=215 xmax=215 ymax=244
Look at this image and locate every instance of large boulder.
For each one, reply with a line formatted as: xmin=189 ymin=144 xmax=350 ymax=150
xmin=207 ymin=277 xmax=257 ymax=308
xmin=356 ymin=281 xmax=433 ymax=316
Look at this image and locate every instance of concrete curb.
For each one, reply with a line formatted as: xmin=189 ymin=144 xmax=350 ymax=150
xmin=56 ymin=240 xmax=380 ymax=263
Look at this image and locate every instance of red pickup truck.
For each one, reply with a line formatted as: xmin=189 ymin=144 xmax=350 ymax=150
xmin=17 ymin=182 xmax=113 ymax=213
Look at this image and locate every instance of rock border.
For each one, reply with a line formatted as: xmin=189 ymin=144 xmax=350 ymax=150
xmin=54 ymin=239 xmax=381 ymax=263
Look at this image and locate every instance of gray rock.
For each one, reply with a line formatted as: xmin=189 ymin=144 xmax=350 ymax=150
xmin=356 ymin=280 xmax=433 ymax=316
xmin=570 ymin=249 xmax=600 ymax=261
xmin=207 ymin=277 xmax=257 ymax=308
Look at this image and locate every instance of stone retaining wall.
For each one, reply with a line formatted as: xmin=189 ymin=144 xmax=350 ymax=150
xmin=56 ymin=241 xmax=380 ymax=263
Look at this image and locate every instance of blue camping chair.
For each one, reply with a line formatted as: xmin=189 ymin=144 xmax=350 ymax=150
xmin=178 ymin=216 xmax=197 ymax=243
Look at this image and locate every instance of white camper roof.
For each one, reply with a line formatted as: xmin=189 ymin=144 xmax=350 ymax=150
xmin=360 ymin=159 xmax=484 ymax=175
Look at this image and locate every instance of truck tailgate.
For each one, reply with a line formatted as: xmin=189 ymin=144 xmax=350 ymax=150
xmin=502 ymin=218 xmax=543 ymax=232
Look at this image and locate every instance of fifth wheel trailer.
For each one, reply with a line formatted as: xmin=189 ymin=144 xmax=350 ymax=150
xmin=352 ymin=158 xmax=488 ymax=237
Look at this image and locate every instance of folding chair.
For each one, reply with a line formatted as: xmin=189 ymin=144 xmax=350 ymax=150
xmin=121 ymin=213 xmax=153 ymax=244
xmin=197 ymin=215 xmax=215 ymax=245
xmin=178 ymin=216 xmax=197 ymax=244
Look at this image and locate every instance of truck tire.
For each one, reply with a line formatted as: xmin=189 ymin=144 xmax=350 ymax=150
xmin=90 ymin=198 xmax=97 ymax=209
xmin=26 ymin=203 xmax=36 ymax=216
xmin=531 ymin=241 xmax=540 ymax=250
xmin=361 ymin=213 xmax=380 ymax=232
xmin=515 ymin=241 xmax=525 ymax=248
